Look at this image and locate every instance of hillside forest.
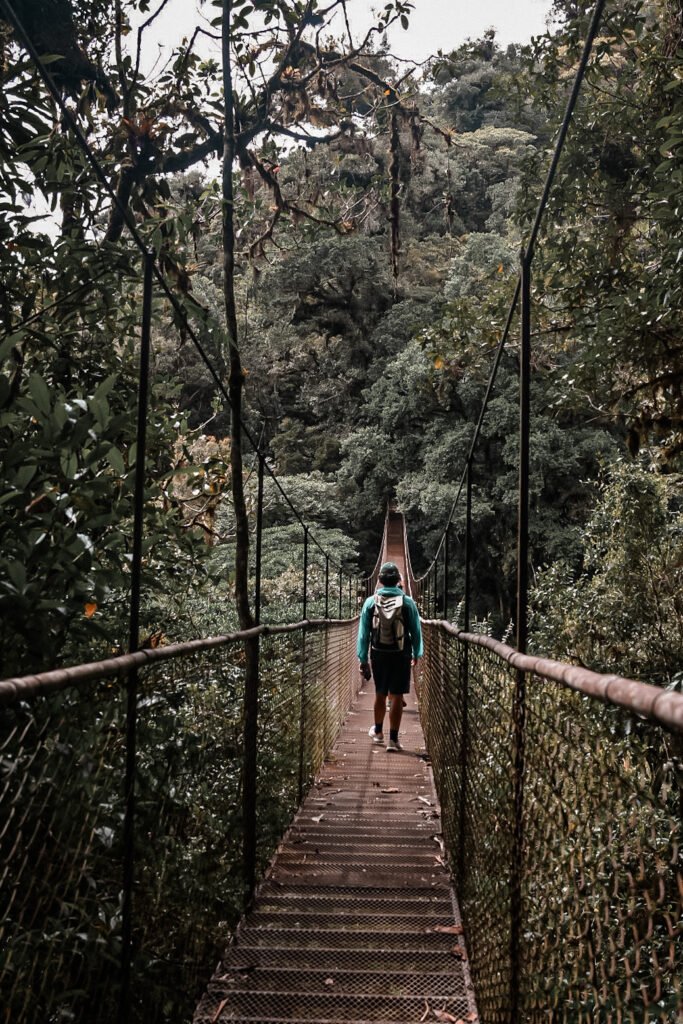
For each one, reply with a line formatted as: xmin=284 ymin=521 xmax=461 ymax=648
xmin=1 ymin=0 xmax=682 ymax=684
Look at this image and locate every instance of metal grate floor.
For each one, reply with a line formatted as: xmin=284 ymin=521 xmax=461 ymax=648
xmin=193 ymin=681 xmax=477 ymax=1023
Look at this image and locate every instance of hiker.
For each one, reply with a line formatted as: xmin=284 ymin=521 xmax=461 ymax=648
xmin=357 ymin=561 xmax=423 ymax=752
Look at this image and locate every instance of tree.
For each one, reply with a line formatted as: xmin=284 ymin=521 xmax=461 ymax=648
xmin=515 ymin=0 xmax=683 ymax=467
xmin=530 ymin=459 xmax=683 ymax=685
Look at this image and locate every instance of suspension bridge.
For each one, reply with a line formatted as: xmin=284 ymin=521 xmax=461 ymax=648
xmin=1 ymin=0 xmax=683 ymax=1021
xmin=1 ymin=509 xmax=682 ymax=1024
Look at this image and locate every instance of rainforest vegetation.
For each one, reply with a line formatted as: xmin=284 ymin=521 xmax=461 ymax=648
xmin=1 ymin=0 xmax=682 ymax=680
xmin=2 ymin=4 xmax=682 ymax=1022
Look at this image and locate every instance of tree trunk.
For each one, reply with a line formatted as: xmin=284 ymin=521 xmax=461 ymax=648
xmin=222 ymin=0 xmax=259 ymax=904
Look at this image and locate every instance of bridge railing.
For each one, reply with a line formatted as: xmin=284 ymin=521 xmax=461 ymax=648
xmin=0 ymin=619 xmax=357 ymax=1024
xmin=417 ymin=620 xmax=683 ymax=1024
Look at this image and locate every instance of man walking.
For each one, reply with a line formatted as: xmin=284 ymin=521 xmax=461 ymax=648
xmin=357 ymin=562 xmax=423 ymax=752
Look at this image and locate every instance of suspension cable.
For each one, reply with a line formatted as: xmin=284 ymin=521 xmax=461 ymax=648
xmin=1 ymin=266 xmax=119 ymax=338
xmin=414 ymin=0 xmax=607 ymax=583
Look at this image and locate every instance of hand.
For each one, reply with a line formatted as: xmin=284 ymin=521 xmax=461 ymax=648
xmin=411 ymin=657 xmax=418 ymax=667
xmin=359 ymin=661 xmax=372 ymax=680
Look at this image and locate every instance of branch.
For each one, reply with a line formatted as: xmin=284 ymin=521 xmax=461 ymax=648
xmin=158 ymin=131 xmax=224 ymax=174
xmin=134 ymin=0 xmax=174 ymax=84
xmin=263 ymin=120 xmax=343 ymax=146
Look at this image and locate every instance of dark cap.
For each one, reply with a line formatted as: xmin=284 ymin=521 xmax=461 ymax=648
xmin=378 ymin=561 xmax=400 ymax=583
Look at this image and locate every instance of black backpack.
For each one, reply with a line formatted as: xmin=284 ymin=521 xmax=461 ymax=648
xmin=371 ymin=593 xmax=406 ymax=651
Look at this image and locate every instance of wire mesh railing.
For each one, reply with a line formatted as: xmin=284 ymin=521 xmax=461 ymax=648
xmin=417 ymin=620 xmax=683 ymax=1024
xmin=0 ymin=619 xmax=357 ymax=1024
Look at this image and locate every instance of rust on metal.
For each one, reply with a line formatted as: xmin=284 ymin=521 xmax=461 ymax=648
xmin=193 ymin=681 xmax=477 ymax=1023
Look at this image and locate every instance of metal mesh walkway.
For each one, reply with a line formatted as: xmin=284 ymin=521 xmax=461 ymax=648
xmin=194 ymin=681 xmax=477 ymax=1023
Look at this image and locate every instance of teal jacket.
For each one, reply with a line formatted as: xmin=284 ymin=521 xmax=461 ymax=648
xmin=357 ymin=586 xmax=424 ymax=662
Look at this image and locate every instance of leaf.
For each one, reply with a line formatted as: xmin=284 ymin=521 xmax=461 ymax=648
xmin=434 ymin=924 xmax=464 ymax=935
xmin=433 ymin=1011 xmax=463 ymax=1023
xmin=0 ymin=331 xmax=25 ymax=362
xmin=381 ymin=787 xmax=400 ymax=793
xmin=311 ymin=814 xmax=324 ymax=823
xmin=6 ymin=561 xmax=26 ymax=593
xmin=107 ymin=447 xmax=125 ymax=475
xmin=418 ymin=796 xmax=433 ymax=806
xmin=14 ymin=463 xmax=37 ymax=490
xmin=451 ymin=945 xmax=468 ymax=960
xmin=84 ymin=602 xmax=98 ymax=619
xmin=28 ymin=373 xmax=51 ymax=416
xmin=211 ymin=998 xmax=229 ymax=1023
xmin=433 ymin=356 xmax=444 ymax=370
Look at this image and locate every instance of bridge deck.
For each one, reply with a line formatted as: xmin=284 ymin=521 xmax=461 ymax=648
xmin=194 ymin=683 xmax=476 ymax=1023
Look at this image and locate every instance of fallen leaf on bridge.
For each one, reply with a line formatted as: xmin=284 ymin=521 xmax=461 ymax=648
xmin=211 ymin=997 xmax=229 ymax=1023
xmin=311 ymin=814 xmax=324 ymax=823
xmin=434 ymin=924 xmax=464 ymax=935
xmin=418 ymin=796 xmax=433 ymax=806
xmin=433 ymin=1011 xmax=463 ymax=1023
xmin=451 ymin=945 xmax=468 ymax=960
xmin=381 ymin=787 xmax=400 ymax=793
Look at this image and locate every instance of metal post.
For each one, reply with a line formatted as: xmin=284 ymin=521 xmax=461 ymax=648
xmin=458 ymin=459 xmax=472 ymax=891
xmin=120 ymin=249 xmax=153 ymax=1024
xmin=348 ymin=577 xmax=352 ymax=617
xmin=510 ymin=252 xmax=531 ymax=1024
xmin=298 ymin=630 xmax=307 ymax=802
xmin=442 ymin=527 xmax=449 ymax=621
xmin=464 ymin=461 xmax=472 ymax=633
xmin=338 ymin=567 xmax=343 ymax=619
xmin=516 ymin=252 xmax=531 ymax=656
xmin=302 ymin=526 xmax=309 ymax=620
xmin=243 ymin=634 xmax=259 ymax=904
xmin=324 ymin=555 xmax=330 ymax=619
xmin=254 ymin=454 xmax=264 ymax=626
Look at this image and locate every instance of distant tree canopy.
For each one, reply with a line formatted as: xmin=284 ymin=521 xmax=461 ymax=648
xmin=1 ymin=0 xmax=681 ymax=678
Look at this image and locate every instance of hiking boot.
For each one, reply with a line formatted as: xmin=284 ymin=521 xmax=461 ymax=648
xmin=368 ymin=726 xmax=384 ymax=744
xmin=386 ymin=738 xmax=403 ymax=752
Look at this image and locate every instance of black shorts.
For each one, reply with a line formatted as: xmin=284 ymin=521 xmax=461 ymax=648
xmin=370 ymin=650 xmax=412 ymax=695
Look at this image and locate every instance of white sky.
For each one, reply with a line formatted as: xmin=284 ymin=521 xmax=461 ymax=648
xmin=142 ymin=0 xmax=555 ymax=71
xmin=29 ymin=1 xmax=554 ymax=236
xmin=347 ymin=0 xmax=554 ymax=60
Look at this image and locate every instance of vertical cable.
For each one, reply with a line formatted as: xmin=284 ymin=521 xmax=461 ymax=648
xmin=302 ymin=526 xmax=309 ymax=620
xmin=254 ymin=455 xmax=264 ymax=626
xmin=510 ymin=252 xmax=531 ymax=1024
xmin=324 ymin=555 xmax=330 ymax=619
xmin=458 ymin=459 xmax=473 ymax=891
xmin=120 ymin=249 xmax=153 ymax=1024
xmin=516 ymin=252 xmax=531 ymax=657
xmin=442 ymin=527 xmax=449 ymax=620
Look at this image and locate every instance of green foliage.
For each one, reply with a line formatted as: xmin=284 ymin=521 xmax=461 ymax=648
xmin=515 ymin=0 xmax=683 ymax=466
xmin=531 ymin=460 xmax=683 ymax=684
xmin=1 ymin=638 xmax=310 ymax=1023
